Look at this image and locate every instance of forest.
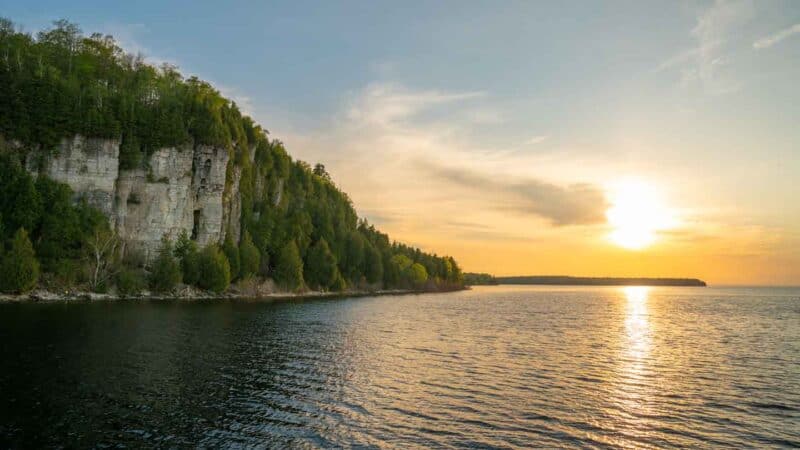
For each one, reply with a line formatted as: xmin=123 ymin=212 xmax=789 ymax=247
xmin=0 ymin=18 xmax=463 ymax=295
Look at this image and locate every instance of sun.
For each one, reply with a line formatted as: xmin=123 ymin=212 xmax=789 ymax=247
xmin=606 ymin=179 xmax=677 ymax=250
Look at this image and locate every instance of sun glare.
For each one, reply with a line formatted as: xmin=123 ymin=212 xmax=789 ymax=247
xmin=606 ymin=180 xmax=676 ymax=250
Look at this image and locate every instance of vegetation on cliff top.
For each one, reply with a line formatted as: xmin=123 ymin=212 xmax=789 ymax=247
xmin=0 ymin=18 xmax=463 ymax=295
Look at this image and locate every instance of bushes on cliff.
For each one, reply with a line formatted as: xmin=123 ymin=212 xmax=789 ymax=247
xmin=196 ymin=244 xmax=230 ymax=293
xmin=0 ymin=228 xmax=40 ymax=294
xmin=274 ymin=240 xmax=304 ymax=291
xmin=149 ymin=237 xmax=181 ymax=293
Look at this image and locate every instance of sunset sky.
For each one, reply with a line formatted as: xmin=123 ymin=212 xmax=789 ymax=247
xmin=5 ymin=0 xmax=800 ymax=285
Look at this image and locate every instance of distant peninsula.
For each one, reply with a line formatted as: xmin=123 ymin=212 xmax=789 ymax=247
xmin=465 ymin=274 xmax=706 ymax=287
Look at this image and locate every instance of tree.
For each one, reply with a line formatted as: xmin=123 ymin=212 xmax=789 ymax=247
xmin=274 ymin=240 xmax=304 ymax=291
xmin=85 ymin=225 xmax=120 ymax=292
xmin=304 ymin=238 xmax=339 ymax=290
xmin=0 ymin=228 xmax=40 ymax=294
xmin=363 ymin=243 xmax=383 ymax=285
xmin=196 ymin=244 xmax=230 ymax=293
xmin=222 ymin=234 xmax=240 ymax=281
xmin=409 ymin=263 xmax=429 ymax=288
xmin=148 ymin=236 xmax=181 ymax=292
xmin=238 ymin=231 xmax=260 ymax=278
xmin=313 ymin=163 xmax=330 ymax=181
xmin=174 ymin=230 xmax=200 ymax=285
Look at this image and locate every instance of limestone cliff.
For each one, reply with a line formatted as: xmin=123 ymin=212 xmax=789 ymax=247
xmin=26 ymin=135 xmax=236 ymax=260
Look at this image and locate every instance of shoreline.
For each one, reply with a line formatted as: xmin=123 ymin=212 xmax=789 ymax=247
xmin=0 ymin=286 xmax=468 ymax=304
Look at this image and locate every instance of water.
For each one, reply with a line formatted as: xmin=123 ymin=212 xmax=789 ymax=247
xmin=0 ymin=285 xmax=798 ymax=448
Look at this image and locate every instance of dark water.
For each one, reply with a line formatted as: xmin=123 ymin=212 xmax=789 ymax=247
xmin=1 ymin=286 xmax=799 ymax=448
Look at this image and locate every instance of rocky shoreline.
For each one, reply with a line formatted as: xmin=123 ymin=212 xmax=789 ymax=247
xmin=0 ymin=286 xmax=467 ymax=303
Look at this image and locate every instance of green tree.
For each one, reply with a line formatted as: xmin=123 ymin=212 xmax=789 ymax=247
xmin=148 ymin=236 xmax=181 ymax=292
xmin=222 ymin=234 xmax=240 ymax=281
xmin=116 ymin=268 xmax=146 ymax=296
xmin=304 ymin=238 xmax=339 ymax=290
xmin=363 ymin=243 xmax=383 ymax=285
xmin=274 ymin=240 xmax=304 ymax=291
xmin=238 ymin=231 xmax=260 ymax=278
xmin=196 ymin=244 xmax=231 ymax=293
xmin=409 ymin=263 xmax=429 ymax=288
xmin=0 ymin=228 xmax=40 ymax=294
xmin=174 ymin=230 xmax=200 ymax=285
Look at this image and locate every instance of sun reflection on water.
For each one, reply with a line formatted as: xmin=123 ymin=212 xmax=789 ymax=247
xmin=624 ymin=286 xmax=650 ymax=360
xmin=609 ymin=286 xmax=654 ymax=446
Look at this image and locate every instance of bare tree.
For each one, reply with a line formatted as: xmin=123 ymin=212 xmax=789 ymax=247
xmin=86 ymin=227 xmax=121 ymax=292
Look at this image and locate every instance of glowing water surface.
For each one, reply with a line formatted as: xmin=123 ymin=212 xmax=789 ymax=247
xmin=0 ymin=285 xmax=798 ymax=447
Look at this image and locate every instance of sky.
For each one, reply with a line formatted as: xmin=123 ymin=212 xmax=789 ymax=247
xmin=3 ymin=0 xmax=799 ymax=285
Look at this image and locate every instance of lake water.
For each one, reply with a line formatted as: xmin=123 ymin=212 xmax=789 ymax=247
xmin=1 ymin=285 xmax=798 ymax=448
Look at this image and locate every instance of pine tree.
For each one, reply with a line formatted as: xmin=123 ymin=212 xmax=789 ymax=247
xmin=148 ymin=236 xmax=181 ymax=293
xmin=274 ymin=240 xmax=304 ymax=291
xmin=196 ymin=244 xmax=230 ymax=293
xmin=238 ymin=231 xmax=260 ymax=279
xmin=222 ymin=234 xmax=240 ymax=281
xmin=304 ymin=238 xmax=339 ymax=290
xmin=0 ymin=228 xmax=40 ymax=294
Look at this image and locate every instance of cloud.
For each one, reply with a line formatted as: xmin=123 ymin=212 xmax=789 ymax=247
xmin=345 ymin=82 xmax=485 ymax=127
xmin=525 ymin=135 xmax=549 ymax=145
xmin=273 ymin=80 xmax=608 ymax=249
xmin=658 ymin=0 xmax=753 ymax=95
xmin=753 ymin=23 xmax=800 ymax=49
xmin=425 ymin=164 xmax=608 ymax=226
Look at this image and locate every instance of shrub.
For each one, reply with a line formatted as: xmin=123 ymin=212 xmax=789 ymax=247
xmin=149 ymin=237 xmax=181 ymax=293
xmin=0 ymin=228 xmax=40 ymax=294
xmin=274 ymin=240 xmax=304 ymax=291
xmin=116 ymin=268 xmax=147 ymax=296
xmin=238 ymin=231 xmax=260 ymax=279
xmin=174 ymin=230 xmax=200 ymax=285
xmin=223 ymin=234 xmax=240 ymax=281
xmin=304 ymin=238 xmax=339 ymax=291
xmin=196 ymin=244 xmax=231 ymax=293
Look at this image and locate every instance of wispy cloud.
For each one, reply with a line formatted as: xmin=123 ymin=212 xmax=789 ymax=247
xmin=753 ymin=22 xmax=800 ymax=49
xmin=658 ymin=0 xmax=753 ymax=95
xmin=426 ymin=164 xmax=608 ymax=226
xmin=525 ymin=135 xmax=549 ymax=145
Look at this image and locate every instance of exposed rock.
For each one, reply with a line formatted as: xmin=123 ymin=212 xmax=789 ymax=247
xmin=27 ymin=135 xmax=120 ymax=217
xmin=224 ymin=165 xmax=242 ymax=242
xmin=115 ymin=144 xmax=195 ymax=259
xmin=192 ymin=145 xmax=229 ymax=247
xmin=24 ymin=135 xmax=239 ymax=262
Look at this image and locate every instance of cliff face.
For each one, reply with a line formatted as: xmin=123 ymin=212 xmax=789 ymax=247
xmin=26 ymin=135 xmax=237 ymax=260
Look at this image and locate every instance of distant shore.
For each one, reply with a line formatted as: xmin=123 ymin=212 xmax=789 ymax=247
xmin=0 ymin=286 xmax=466 ymax=303
xmin=497 ymin=276 xmax=706 ymax=287
xmin=468 ymin=275 xmax=706 ymax=287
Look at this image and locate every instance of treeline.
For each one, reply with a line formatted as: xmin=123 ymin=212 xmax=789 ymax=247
xmin=496 ymin=276 xmax=707 ymax=287
xmin=463 ymin=272 xmax=498 ymax=286
xmin=0 ymin=18 xmax=463 ymax=295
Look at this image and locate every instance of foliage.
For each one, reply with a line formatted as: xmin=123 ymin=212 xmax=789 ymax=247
xmin=274 ymin=240 xmax=304 ymax=291
xmin=304 ymin=238 xmax=339 ymax=291
xmin=222 ymin=234 xmax=240 ymax=281
xmin=174 ymin=230 xmax=200 ymax=286
xmin=149 ymin=236 xmax=181 ymax=292
xmin=0 ymin=18 xmax=465 ymax=294
xmin=116 ymin=267 xmax=146 ymax=296
xmin=238 ymin=231 xmax=260 ymax=279
xmin=84 ymin=224 xmax=120 ymax=293
xmin=196 ymin=244 xmax=230 ymax=293
xmin=0 ymin=228 xmax=40 ymax=293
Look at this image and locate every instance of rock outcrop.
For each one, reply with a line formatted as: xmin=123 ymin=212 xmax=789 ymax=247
xmin=26 ymin=136 xmax=237 ymax=261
